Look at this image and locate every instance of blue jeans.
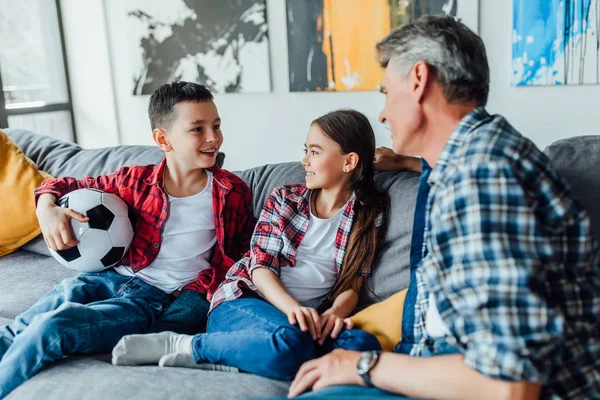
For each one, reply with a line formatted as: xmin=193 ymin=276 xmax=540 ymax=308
xmin=261 ymin=337 xmax=460 ymax=400
xmin=150 ymin=290 xmax=210 ymax=334
xmin=192 ymin=296 xmax=381 ymax=381
xmin=0 ymin=270 xmax=173 ymax=399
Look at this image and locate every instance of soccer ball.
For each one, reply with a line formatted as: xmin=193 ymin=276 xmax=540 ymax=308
xmin=48 ymin=188 xmax=134 ymax=272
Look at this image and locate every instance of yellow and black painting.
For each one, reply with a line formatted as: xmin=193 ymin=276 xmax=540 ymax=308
xmin=286 ymin=0 xmax=460 ymax=92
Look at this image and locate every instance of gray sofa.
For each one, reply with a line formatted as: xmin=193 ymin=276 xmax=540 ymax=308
xmin=0 ymin=129 xmax=598 ymax=399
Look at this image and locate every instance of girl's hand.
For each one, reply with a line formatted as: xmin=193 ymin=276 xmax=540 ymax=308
xmin=318 ymin=312 xmax=353 ymax=345
xmin=287 ymin=306 xmax=321 ymax=341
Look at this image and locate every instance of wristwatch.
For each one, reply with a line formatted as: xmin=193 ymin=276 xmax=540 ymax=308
xmin=356 ymin=350 xmax=381 ymax=387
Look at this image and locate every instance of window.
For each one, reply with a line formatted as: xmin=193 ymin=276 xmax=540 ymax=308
xmin=0 ymin=0 xmax=76 ymax=142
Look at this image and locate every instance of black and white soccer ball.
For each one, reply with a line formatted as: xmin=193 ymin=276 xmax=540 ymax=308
xmin=48 ymin=188 xmax=134 ymax=272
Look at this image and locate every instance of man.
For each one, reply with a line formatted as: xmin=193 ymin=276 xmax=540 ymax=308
xmin=282 ymin=15 xmax=600 ymax=400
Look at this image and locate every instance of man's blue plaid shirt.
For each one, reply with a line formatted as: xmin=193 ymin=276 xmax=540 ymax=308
xmin=409 ymin=107 xmax=600 ymax=398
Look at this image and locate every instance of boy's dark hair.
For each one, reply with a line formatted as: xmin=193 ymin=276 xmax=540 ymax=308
xmin=148 ymin=81 xmax=214 ymax=130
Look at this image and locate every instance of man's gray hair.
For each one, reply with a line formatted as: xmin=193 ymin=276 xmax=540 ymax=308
xmin=376 ymin=15 xmax=489 ymax=106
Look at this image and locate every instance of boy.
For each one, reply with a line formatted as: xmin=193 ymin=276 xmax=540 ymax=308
xmin=0 ymin=82 xmax=254 ymax=399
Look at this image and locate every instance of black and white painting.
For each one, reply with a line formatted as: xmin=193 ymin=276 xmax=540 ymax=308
xmin=127 ymin=0 xmax=271 ymax=95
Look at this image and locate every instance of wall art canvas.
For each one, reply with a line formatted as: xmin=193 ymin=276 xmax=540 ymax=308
xmin=286 ymin=0 xmax=479 ymax=92
xmin=512 ymin=0 xmax=600 ymax=86
xmin=127 ymin=0 xmax=271 ymax=95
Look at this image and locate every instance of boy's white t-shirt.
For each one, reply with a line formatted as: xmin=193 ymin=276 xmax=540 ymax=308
xmin=279 ymin=195 xmax=345 ymax=309
xmin=115 ymin=172 xmax=216 ymax=293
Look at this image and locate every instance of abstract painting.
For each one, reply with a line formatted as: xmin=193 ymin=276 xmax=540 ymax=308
xmin=286 ymin=0 xmax=479 ymax=92
xmin=512 ymin=0 xmax=600 ymax=86
xmin=127 ymin=0 xmax=271 ymax=95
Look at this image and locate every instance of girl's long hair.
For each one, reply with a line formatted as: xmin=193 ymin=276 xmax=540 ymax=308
xmin=312 ymin=110 xmax=390 ymax=303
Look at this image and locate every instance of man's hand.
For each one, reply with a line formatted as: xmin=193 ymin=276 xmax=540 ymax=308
xmin=288 ymin=349 xmax=363 ymax=398
xmin=373 ymin=147 xmax=422 ymax=172
xmin=36 ymin=194 xmax=89 ymax=251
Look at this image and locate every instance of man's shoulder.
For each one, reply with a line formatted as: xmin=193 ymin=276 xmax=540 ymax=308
xmin=449 ymin=114 xmax=548 ymax=180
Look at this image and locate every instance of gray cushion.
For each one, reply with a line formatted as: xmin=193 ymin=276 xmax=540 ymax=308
xmin=7 ymin=355 xmax=289 ymax=400
xmin=20 ymin=236 xmax=51 ymax=257
xmin=3 ymin=128 xmax=224 ymax=178
xmin=0 ymin=251 xmax=75 ymax=319
xmin=235 ymin=162 xmax=306 ymax=218
xmin=544 ymin=135 xmax=600 ymax=241
xmin=236 ymin=162 xmax=420 ymax=309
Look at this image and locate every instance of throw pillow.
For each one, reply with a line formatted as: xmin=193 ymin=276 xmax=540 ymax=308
xmin=0 ymin=129 xmax=52 ymax=257
xmin=350 ymin=288 xmax=407 ymax=351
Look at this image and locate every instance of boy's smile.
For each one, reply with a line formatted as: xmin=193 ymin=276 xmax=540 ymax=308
xmin=165 ymin=101 xmax=223 ymax=170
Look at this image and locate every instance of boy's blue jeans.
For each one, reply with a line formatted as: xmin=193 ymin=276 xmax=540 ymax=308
xmin=150 ymin=289 xmax=210 ymax=334
xmin=192 ymin=296 xmax=381 ymax=381
xmin=0 ymin=270 xmax=173 ymax=399
xmin=262 ymin=338 xmax=460 ymax=400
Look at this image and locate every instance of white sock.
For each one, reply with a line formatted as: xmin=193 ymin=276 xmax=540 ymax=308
xmin=159 ymin=353 xmax=239 ymax=372
xmin=112 ymin=331 xmax=194 ymax=366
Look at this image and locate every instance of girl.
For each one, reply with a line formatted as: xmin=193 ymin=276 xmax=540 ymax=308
xmin=112 ymin=109 xmax=390 ymax=381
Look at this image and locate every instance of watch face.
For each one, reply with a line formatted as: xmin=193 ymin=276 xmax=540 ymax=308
xmin=357 ymin=352 xmax=373 ymax=374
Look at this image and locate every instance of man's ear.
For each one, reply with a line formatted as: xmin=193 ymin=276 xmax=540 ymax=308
xmin=344 ymin=152 xmax=360 ymax=173
xmin=411 ymin=61 xmax=431 ymax=104
xmin=152 ymin=128 xmax=171 ymax=152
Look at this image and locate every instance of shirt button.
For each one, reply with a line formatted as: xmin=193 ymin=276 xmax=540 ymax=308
xmin=154 ymin=243 xmax=159 ymax=248
xmin=133 ymin=267 xmax=138 ymax=272
xmin=163 ymin=207 xmax=167 ymax=211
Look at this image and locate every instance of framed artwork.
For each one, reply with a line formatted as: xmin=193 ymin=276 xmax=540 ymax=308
xmin=126 ymin=0 xmax=271 ymax=95
xmin=286 ymin=0 xmax=479 ymax=92
xmin=512 ymin=0 xmax=600 ymax=86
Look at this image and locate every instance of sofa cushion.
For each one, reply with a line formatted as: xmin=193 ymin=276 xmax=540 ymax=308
xmin=6 ymin=355 xmax=290 ymax=400
xmin=0 ymin=130 xmax=52 ymax=257
xmin=236 ymin=163 xmax=420 ymax=309
xmin=544 ymin=135 xmax=600 ymax=241
xmin=0 ymin=251 xmax=75 ymax=319
xmin=3 ymin=128 xmax=224 ymax=179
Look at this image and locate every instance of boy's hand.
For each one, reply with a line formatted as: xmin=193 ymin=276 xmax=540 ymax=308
xmin=287 ymin=305 xmax=321 ymax=341
xmin=373 ymin=147 xmax=422 ymax=172
xmin=36 ymin=194 xmax=89 ymax=251
xmin=318 ymin=311 xmax=353 ymax=345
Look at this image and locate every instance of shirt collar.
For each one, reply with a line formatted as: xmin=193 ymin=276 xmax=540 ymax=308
xmin=428 ymin=107 xmax=489 ymax=186
xmin=145 ymin=158 xmax=167 ymax=187
xmin=144 ymin=158 xmax=230 ymax=192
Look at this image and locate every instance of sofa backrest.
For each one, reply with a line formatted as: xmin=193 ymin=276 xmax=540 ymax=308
xmin=4 ymin=128 xmax=224 ymax=178
xmin=235 ymin=163 xmax=420 ymax=310
xmin=10 ymin=129 xmax=598 ymax=311
xmin=543 ymin=135 xmax=600 ymax=242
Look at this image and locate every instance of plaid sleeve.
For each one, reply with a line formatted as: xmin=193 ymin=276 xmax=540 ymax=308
xmin=426 ymin=162 xmax=566 ymax=383
xmin=234 ymin=183 xmax=256 ymax=259
xmin=248 ymin=187 xmax=287 ymax=277
xmin=34 ymin=168 xmax=127 ymax=206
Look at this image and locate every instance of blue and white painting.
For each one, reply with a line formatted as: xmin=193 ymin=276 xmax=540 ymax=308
xmin=512 ymin=0 xmax=600 ymax=86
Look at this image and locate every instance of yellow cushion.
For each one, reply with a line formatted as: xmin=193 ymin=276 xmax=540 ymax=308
xmin=350 ymin=289 xmax=407 ymax=351
xmin=0 ymin=129 xmax=52 ymax=257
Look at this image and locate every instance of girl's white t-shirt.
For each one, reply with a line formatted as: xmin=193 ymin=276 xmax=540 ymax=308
xmin=279 ymin=194 xmax=345 ymax=309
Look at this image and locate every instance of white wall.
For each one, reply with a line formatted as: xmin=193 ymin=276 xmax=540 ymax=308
xmin=60 ymin=0 xmax=120 ymax=149
xmin=64 ymin=0 xmax=600 ymax=171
